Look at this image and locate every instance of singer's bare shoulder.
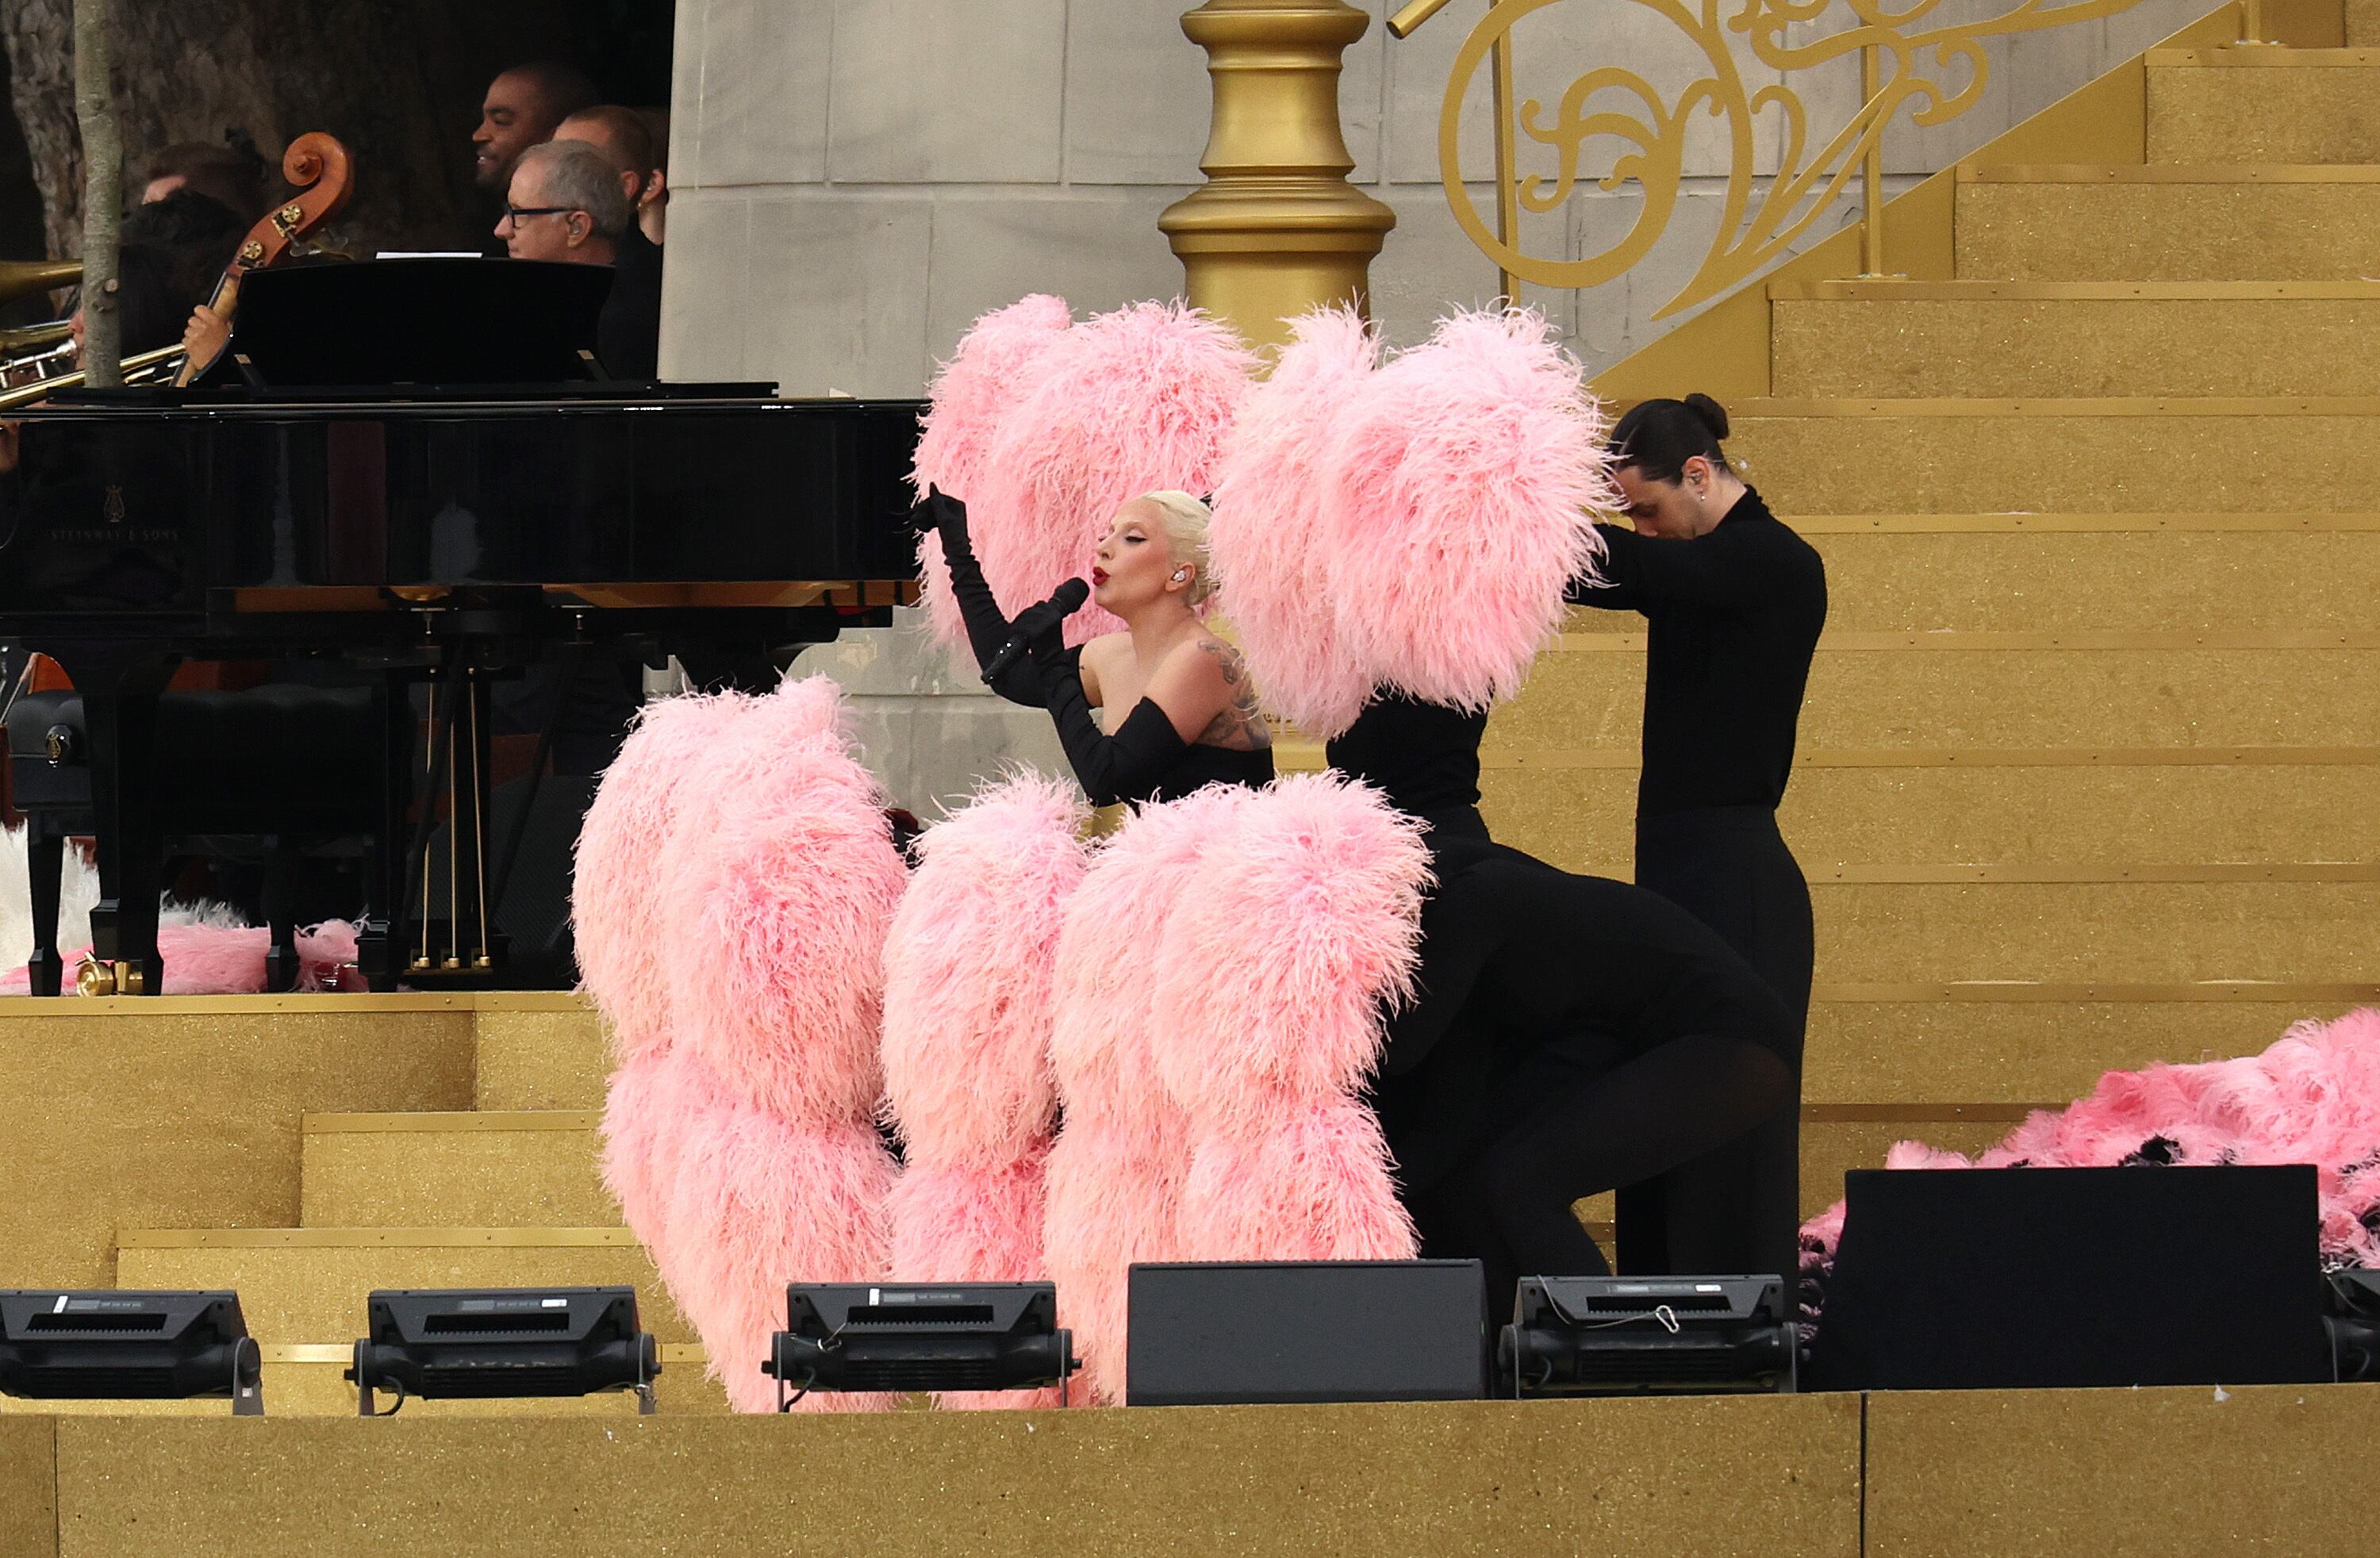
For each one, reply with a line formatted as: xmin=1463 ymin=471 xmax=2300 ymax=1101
xmin=1077 ymin=631 xmax=1132 ymax=708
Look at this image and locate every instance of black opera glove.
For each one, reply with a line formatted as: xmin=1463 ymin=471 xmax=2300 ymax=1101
xmin=1029 ymin=620 xmax=1189 ymax=808
xmin=915 ymin=485 xmax=1043 ymax=707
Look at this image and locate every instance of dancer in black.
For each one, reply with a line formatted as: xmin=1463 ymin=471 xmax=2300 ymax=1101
xmin=913 ymin=489 xmax=1273 ymax=805
xmin=1329 ymin=693 xmax=1797 ymax=1310
xmin=1571 ymin=394 xmax=1825 ymax=1283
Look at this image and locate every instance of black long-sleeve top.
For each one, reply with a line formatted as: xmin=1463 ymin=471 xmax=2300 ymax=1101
xmin=1568 ymin=486 xmax=1825 ymax=816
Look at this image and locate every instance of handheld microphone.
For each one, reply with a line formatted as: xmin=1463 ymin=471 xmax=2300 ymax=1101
xmin=981 ymin=578 xmax=1090 ymax=686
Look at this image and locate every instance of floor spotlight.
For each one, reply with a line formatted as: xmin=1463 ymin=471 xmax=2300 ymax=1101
xmin=0 ymin=1290 xmax=262 ymax=1414
xmin=765 ymin=1283 xmax=1076 ymax=1409
xmin=1499 ymin=1275 xmax=1795 ymax=1398
xmin=347 ymin=1287 xmax=658 ymax=1415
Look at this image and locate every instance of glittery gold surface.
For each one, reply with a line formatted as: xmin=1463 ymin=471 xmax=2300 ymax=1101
xmin=1957 ymin=178 xmax=2380 ymax=282
xmin=1484 ymin=763 xmax=2380 ymax=872
xmin=1812 ymin=881 xmax=2380 ymax=983
xmin=1489 ymin=647 xmax=2380 ymax=750
xmin=300 ymin=1119 xmax=616 ymax=1228
xmin=2149 ymin=62 xmax=2380 ymax=163
xmin=1865 ymin=1385 xmax=2380 ymax=1556
xmin=114 ymin=1237 xmax=689 ymax=1344
xmin=0 ymin=1007 xmax=475 ymax=1290
xmin=1799 ymin=1119 xmax=2017 ymax=1215
xmin=44 ymin=1395 xmax=1861 ymax=1558
xmin=1729 ymin=412 xmax=2380 ymax=516
xmin=471 ymin=1004 xmax=608 ymax=1111
xmin=1802 ymin=1000 xmax=2345 ymax=1103
xmin=0 ymin=1417 xmax=53 ymax=1558
xmin=2353 ymin=0 xmax=2379 ymax=44
xmin=1774 ymin=297 xmax=2380 ymax=398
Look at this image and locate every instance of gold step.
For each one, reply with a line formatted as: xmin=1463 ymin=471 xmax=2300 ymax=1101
xmin=2353 ymin=0 xmax=2379 ymax=46
xmin=1770 ymin=286 xmax=2380 ymax=398
xmin=473 ymin=996 xmax=608 ymax=1111
xmin=1728 ymin=398 xmax=2380 ymax=518
xmin=2148 ymin=48 xmax=2380 ymax=163
xmin=0 ymin=1344 xmax=725 ymax=1417
xmin=1954 ymin=165 xmax=2380 ymax=282
xmin=1489 ymin=643 xmax=2380 ymax=750
xmin=301 ymin=1112 xmax=616 ymax=1229
xmin=1483 ymin=759 xmax=2380 ymax=873
xmin=0 ymin=996 xmax=480 ymax=1294
xmin=1802 ymin=984 xmax=2370 ymax=1103
xmin=1811 ymin=880 xmax=2380 ymax=984
xmin=1773 ymin=519 xmax=2380 ymax=635
xmin=113 ymin=1228 xmax=689 ymax=1345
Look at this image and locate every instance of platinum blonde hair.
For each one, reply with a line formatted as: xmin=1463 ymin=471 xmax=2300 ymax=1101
xmin=1138 ymin=489 xmax=1216 ymax=608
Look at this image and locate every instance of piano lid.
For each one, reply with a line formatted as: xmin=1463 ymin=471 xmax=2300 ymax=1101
xmin=193 ymin=257 xmax=612 ymax=387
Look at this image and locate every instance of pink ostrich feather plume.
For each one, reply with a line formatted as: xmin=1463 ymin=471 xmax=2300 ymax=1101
xmin=574 ymin=689 xmax=754 ymax=1062
xmin=1177 ymin=1099 xmax=1418 ymax=1262
xmin=1322 ymin=308 xmax=1615 ymax=716
xmin=1042 ymin=785 xmax=1257 ymax=1403
xmin=1207 ymin=306 xmax=1382 ymax=738
xmin=662 ymin=678 xmax=908 ymax=1130
xmin=663 ymin=1105 xmax=898 ymax=1414
xmin=912 ymin=294 xmax=1075 ymax=648
xmin=1151 ymin=773 xmax=1430 ymax=1135
xmin=600 ymin=1042 xmax=738 ymax=1276
xmin=971 ymin=300 xmax=1262 ymax=649
xmin=881 ymin=771 xmax=1088 ymax=1166
xmin=1798 ymin=1007 xmax=2380 ymax=1280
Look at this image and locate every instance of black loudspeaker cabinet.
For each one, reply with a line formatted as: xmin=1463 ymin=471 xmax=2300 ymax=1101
xmin=1126 ymin=1260 xmax=1488 ymax=1406
xmin=1808 ymin=1165 xmax=2332 ymax=1391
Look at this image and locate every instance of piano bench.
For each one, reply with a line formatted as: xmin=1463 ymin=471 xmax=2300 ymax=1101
xmin=6 ymin=687 xmax=384 ymax=996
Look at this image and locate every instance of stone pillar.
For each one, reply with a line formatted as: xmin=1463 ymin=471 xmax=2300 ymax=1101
xmin=1159 ymin=0 xmax=1397 ymax=348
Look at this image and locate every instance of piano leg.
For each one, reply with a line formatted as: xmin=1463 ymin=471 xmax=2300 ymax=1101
xmin=358 ymin=671 xmax=410 ymax=993
xmin=262 ymin=839 xmax=299 ymax=994
xmin=63 ymin=650 xmax=178 ymax=996
xmin=24 ymin=819 xmax=65 ymax=996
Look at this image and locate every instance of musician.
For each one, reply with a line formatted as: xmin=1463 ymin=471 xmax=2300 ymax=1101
xmin=497 ymin=140 xmax=656 ymax=379
xmin=138 ymin=139 xmax=269 ymax=223
xmin=472 ymin=60 xmax=601 ymax=192
xmin=553 ymin=106 xmax=667 ymax=246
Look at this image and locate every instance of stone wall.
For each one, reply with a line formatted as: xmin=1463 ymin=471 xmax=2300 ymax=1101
xmin=659 ymin=0 xmax=2214 ymax=815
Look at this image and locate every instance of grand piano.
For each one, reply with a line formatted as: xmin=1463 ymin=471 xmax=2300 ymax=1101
xmin=0 ymin=258 xmax=922 ymax=994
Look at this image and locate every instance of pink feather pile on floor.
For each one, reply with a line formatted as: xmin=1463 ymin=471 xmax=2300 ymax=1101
xmin=1798 ymin=1006 xmax=2380 ymax=1330
xmin=0 ymin=919 xmax=360 ymax=995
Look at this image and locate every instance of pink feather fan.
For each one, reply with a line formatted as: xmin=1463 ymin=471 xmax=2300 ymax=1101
xmin=574 ymin=689 xmax=753 ymax=1063
xmin=1043 ymin=783 xmax=1257 ymax=1405
xmin=881 ymin=772 xmax=1088 ymax=1407
xmin=1318 ymin=307 xmax=1614 ymax=727
xmin=1150 ymin=773 xmax=1431 ymax=1261
xmin=661 ymin=677 xmax=908 ymax=1129
xmin=969 ymin=299 xmax=1262 ymax=649
xmin=1206 ymin=306 xmax=1382 ymax=738
xmin=911 ymin=294 xmax=1075 ymax=649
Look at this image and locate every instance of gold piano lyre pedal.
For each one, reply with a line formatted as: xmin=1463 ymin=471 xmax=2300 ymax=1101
xmin=74 ymin=955 xmax=145 ymax=997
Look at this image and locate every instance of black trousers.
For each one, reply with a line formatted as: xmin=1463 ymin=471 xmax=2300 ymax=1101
xmin=1618 ymin=804 xmax=1814 ymax=1282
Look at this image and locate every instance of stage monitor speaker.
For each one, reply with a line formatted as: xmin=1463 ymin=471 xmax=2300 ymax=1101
xmin=1807 ymin=1165 xmax=2330 ymax=1391
xmin=1126 ymin=1260 xmax=1488 ymax=1406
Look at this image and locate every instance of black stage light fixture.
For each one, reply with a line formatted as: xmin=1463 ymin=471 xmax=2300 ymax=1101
xmin=1499 ymin=1275 xmax=1795 ymax=1398
xmin=764 ymin=1283 xmax=1076 ymax=1410
xmin=0 ymin=1290 xmax=263 ymax=1414
xmin=347 ymin=1286 xmax=658 ymax=1415
xmin=2325 ymin=1268 xmax=2380 ymax=1381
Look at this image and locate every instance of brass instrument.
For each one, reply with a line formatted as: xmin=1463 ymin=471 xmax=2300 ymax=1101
xmin=0 ymin=258 xmax=81 ymax=308
xmin=0 ymin=343 xmax=184 ymax=412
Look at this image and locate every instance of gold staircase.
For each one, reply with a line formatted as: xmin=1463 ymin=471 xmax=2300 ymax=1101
xmin=1511 ymin=0 xmax=2380 ymax=1215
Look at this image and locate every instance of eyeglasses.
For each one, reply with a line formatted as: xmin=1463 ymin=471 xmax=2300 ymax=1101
xmin=501 ymin=204 xmax=579 ymax=224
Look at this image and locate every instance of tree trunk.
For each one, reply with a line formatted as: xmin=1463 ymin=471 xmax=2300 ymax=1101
xmin=2 ymin=0 xmax=575 ymax=260
xmin=71 ymin=0 xmax=115 ymax=382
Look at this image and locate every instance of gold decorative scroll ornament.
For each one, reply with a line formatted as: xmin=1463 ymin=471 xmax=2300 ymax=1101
xmin=1433 ymin=0 xmax=2143 ymax=317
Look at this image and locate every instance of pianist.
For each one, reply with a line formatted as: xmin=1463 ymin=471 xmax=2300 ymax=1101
xmin=496 ymin=139 xmax=657 ymax=381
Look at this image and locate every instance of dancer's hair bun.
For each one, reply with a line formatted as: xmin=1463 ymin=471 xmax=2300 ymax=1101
xmin=1683 ymin=392 xmax=1729 ymax=442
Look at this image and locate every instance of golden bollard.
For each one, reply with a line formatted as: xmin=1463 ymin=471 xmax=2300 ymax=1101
xmin=1159 ymin=0 xmax=1396 ymax=351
